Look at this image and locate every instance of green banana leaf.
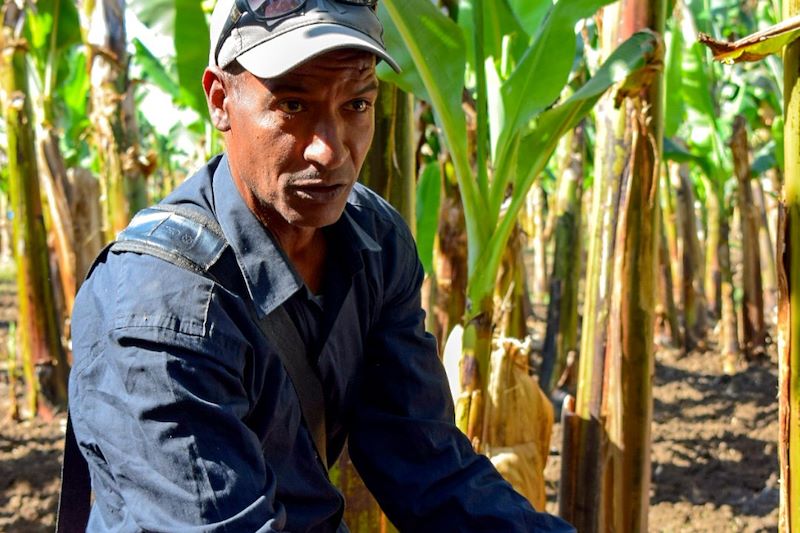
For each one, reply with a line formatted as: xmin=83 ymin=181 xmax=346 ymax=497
xmin=490 ymin=0 xmax=617 ymax=175
xmin=507 ymin=0 xmax=551 ymax=38
xmin=129 ymin=0 xmax=175 ymax=36
xmin=687 ymin=0 xmax=714 ymax=36
xmin=663 ymin=136 xmax=713 ymax=176
xmin=174 ymin=0 xmax=210 ymax=117
xmin=416 ymin=163 xmax=442 ymax=275
xmin=61 ymin=48 xmax=91 ymax=165
xmin=681 ymin=1 xmax=734 ymax=186
xmin=375 ymin=4 xmax=432 ymax=101
xmin=24 ymin=0 xmax=81 ymax=86
xmin=457 ymin=0 xmax=529 ymax=75
xmin=380 ymin=0 xmax=627 ymax=275
xmin=133 ymin=38 xmax=182 ymax=101
xmin=664 ymin=18 xmax=686 ymax=138
xmin=467 ymin=30 xmax=661 ymax=308
xmin=378 ymin=0 xmax=484 ymax=267
xmin=128 ymin=0 xmax=207 ymax=118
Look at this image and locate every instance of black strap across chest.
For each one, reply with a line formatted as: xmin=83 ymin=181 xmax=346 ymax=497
xmin=56 ymin=204 xmax=328 ymax=532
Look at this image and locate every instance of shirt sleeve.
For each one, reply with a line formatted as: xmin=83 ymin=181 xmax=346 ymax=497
xmin=69 ymin=255 xmax=287 ymax=532
xmin=347 ymin=229 xmax=576 ymax=533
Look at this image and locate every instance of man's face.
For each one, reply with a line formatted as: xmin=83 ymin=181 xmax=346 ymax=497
xmin=222 ymin=50 xmax=378 ymax=232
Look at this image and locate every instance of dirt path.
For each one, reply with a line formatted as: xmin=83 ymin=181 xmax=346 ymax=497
xmin=648 ymin=346 xmax=779 ymax=531
xmin=542 ymin=344 xmax=780 ymax=531
xmin=0 ymin=344 xmax=780 ymax=532
xmin=0 ymin=409 xmax=63 ymax=532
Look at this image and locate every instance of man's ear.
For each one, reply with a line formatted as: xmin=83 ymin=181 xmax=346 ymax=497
xmin=203 ymin=67 xmax=231 ymax=132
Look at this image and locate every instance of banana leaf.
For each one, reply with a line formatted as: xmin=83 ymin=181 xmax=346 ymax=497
xmin=468 ymin=30 xmax=661 ymax=308
xmin=378 ymin=0 xmax=484 ymax=266
xmin=416 ymin=163 xmax=442 ymax=276
xmin=174 ymin=0 xmax=209 ymax=116
xmin=699 ymin=14 xmax=800 ymax=63
xmin=24 ymin=0 xmax=81 ymax=89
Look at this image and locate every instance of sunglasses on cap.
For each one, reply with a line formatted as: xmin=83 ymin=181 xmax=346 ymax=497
xmin=215 ymin=0 xmax=379 ymax=66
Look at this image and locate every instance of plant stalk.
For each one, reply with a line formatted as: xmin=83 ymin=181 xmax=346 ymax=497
xmin=0 ymin=1 xmax=69 ymax=416
xmin=779 ymin=0 xmax=800 ymax=528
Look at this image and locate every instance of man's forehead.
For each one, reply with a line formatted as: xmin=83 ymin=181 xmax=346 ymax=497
xmin=272 ymin=50 xmax=377 ymax=82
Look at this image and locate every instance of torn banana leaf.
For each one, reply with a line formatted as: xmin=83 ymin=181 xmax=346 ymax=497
xmin=699 ymin=14 xmax=800 ymax=63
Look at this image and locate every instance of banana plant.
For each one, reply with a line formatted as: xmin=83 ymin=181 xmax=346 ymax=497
xmin=379 ymin=0 xmax=660 ymax=446
xmin=676 ymin=0 xmax=780 ymax=360
xmin=0 ymin=0 xmax=69 ymax=417
xmin=25 ymin=0 xmax=85 ymax=315
xmin=781 ymin=2 xmax=800 ymax=525
xmin=130 ymin=0 xmax=209 ymax=118
xmin=129 ymin=0 xmax=214 ymax=154
xmin=698 ymin=1 xmax=800 ymax=527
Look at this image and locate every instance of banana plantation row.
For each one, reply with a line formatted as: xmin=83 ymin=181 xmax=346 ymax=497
xmin=0 ymin=0 xmax=798 ymax=530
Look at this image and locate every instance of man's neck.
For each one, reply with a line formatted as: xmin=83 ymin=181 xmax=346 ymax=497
xmin=271 ymin=224 xmax=328 ymax=294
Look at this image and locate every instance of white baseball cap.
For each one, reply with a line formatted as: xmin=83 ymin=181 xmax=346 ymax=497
xmin=209 ymin=0 xmax=401 ymax=78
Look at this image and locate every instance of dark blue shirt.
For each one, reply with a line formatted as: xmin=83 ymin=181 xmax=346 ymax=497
xmin=69 ymin=155 xmax=575 ymax=532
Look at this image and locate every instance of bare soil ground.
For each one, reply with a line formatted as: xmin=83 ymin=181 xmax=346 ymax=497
xmin=543 ymin=342 xmax=780 ymax=531
xmin=0 ymin=322 xmax=780 ymax=532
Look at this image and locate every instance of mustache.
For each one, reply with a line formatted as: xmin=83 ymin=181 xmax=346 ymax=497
xmin=286 ymin=170 xmax=322 ymax=182
xmin=285 ymin=170 xmax=336 ymax=185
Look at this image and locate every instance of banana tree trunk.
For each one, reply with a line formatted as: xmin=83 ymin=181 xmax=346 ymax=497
xmin=705 ymin=192 xmax=723 ymax=319
xmin=660 ymin=164 xmax=682 ymax=346
xmin=432 ymin=164 xmax=468 ymax=354
xmin=658 ymin=205 xmax=682 ymax=347
xmin=36 ymin=0 xmax=80 ymax=320
xmin=778 ymin=0 xmax=800 ymax=528
xmin=360 ymin=81 xmax=416 ymax=225
xmin=565 ymin=6 xmax=665 ymax=530
xmin=598 ymin=2 xmax=664 ymax=531
xmin=6 ymin=323 xmax=19 ymax=420
xmin=39 ymin=130 xmax=78 ymax=319
xmin=541 ymin=124 xmax=585 ymax=393
xmin=719 ymin=216 xmax=741 ymax=373
xmin=496 ymin=227 xmax=531 ymax=341
xmin=674 ymin=163 xmax=708 ymax=350
xmin=730 ymin=115 xmax=766 ymax=359
xmin=68 ymin=168 xmax=105 ymax=284
xmin=601 ymin=97 xmax=660 ymax=533
xmin=563 ymin=91 xmax=626 ymax=532
xmin=1 ymin=1 xmax=69 ymax=417
xmin=661 ymin=162 xmax=680 ymax=303
xmin=526 ymin=185 xmax=549 ymax=303
xmin=83 ymin=0 xmax=145 ymax=241
xmin=331 ymin=450 xmax=395 ymax=533
xmin=754 ymin=177 xmax=778 ymax=314
xmin=472 ymin=227 xmax=552 ymax=508
xmin=456 ymin=303 xmax=492 ymax=449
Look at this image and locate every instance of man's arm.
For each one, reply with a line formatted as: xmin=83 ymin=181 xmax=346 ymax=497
xmin=347 ymin=227 xmax=575 ymax=532
xmin=69 ymin=254 xmax=287 ymax=532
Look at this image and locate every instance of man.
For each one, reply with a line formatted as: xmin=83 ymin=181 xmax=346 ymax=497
xmin=68 ymin=0 xmax=575 ymax=530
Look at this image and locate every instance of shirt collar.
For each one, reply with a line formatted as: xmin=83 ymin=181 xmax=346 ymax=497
xmin=211 ymin=154 xmax=381 ymax=317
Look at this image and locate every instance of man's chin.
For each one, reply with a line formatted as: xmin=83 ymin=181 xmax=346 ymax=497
xmin=281 ymin=192 xmax=351 ymax=229
xmin=282 ymin=206 xmax=346 ymax=230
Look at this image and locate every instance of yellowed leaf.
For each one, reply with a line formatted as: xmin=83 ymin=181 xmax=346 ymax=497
xmin=698 ymin=14 xmax=800 ymax=63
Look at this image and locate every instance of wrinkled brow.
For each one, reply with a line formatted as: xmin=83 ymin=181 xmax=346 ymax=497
xmin=264 ymin=79 xmax=379 ymax=96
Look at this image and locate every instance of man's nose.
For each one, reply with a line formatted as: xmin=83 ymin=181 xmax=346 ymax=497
xmin=304 ymin=119 xmax=348 ymax=170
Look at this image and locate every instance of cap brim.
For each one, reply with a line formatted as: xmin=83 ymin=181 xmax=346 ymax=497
xmin=237 ymin=23 xmax=401 ymax=79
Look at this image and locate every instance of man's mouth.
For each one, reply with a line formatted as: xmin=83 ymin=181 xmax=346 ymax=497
xmin=288 ymin=182 xmax=346 ymax=202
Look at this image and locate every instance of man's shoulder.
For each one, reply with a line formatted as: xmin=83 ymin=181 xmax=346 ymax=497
xmin=77 ymin=246 xmax=218 ymax=324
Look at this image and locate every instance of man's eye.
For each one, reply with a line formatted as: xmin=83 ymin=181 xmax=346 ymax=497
xmin=349 ymin=99 xmax=372 ymax=112
xmin=278 ymin=100 xmax=305 ymax=113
